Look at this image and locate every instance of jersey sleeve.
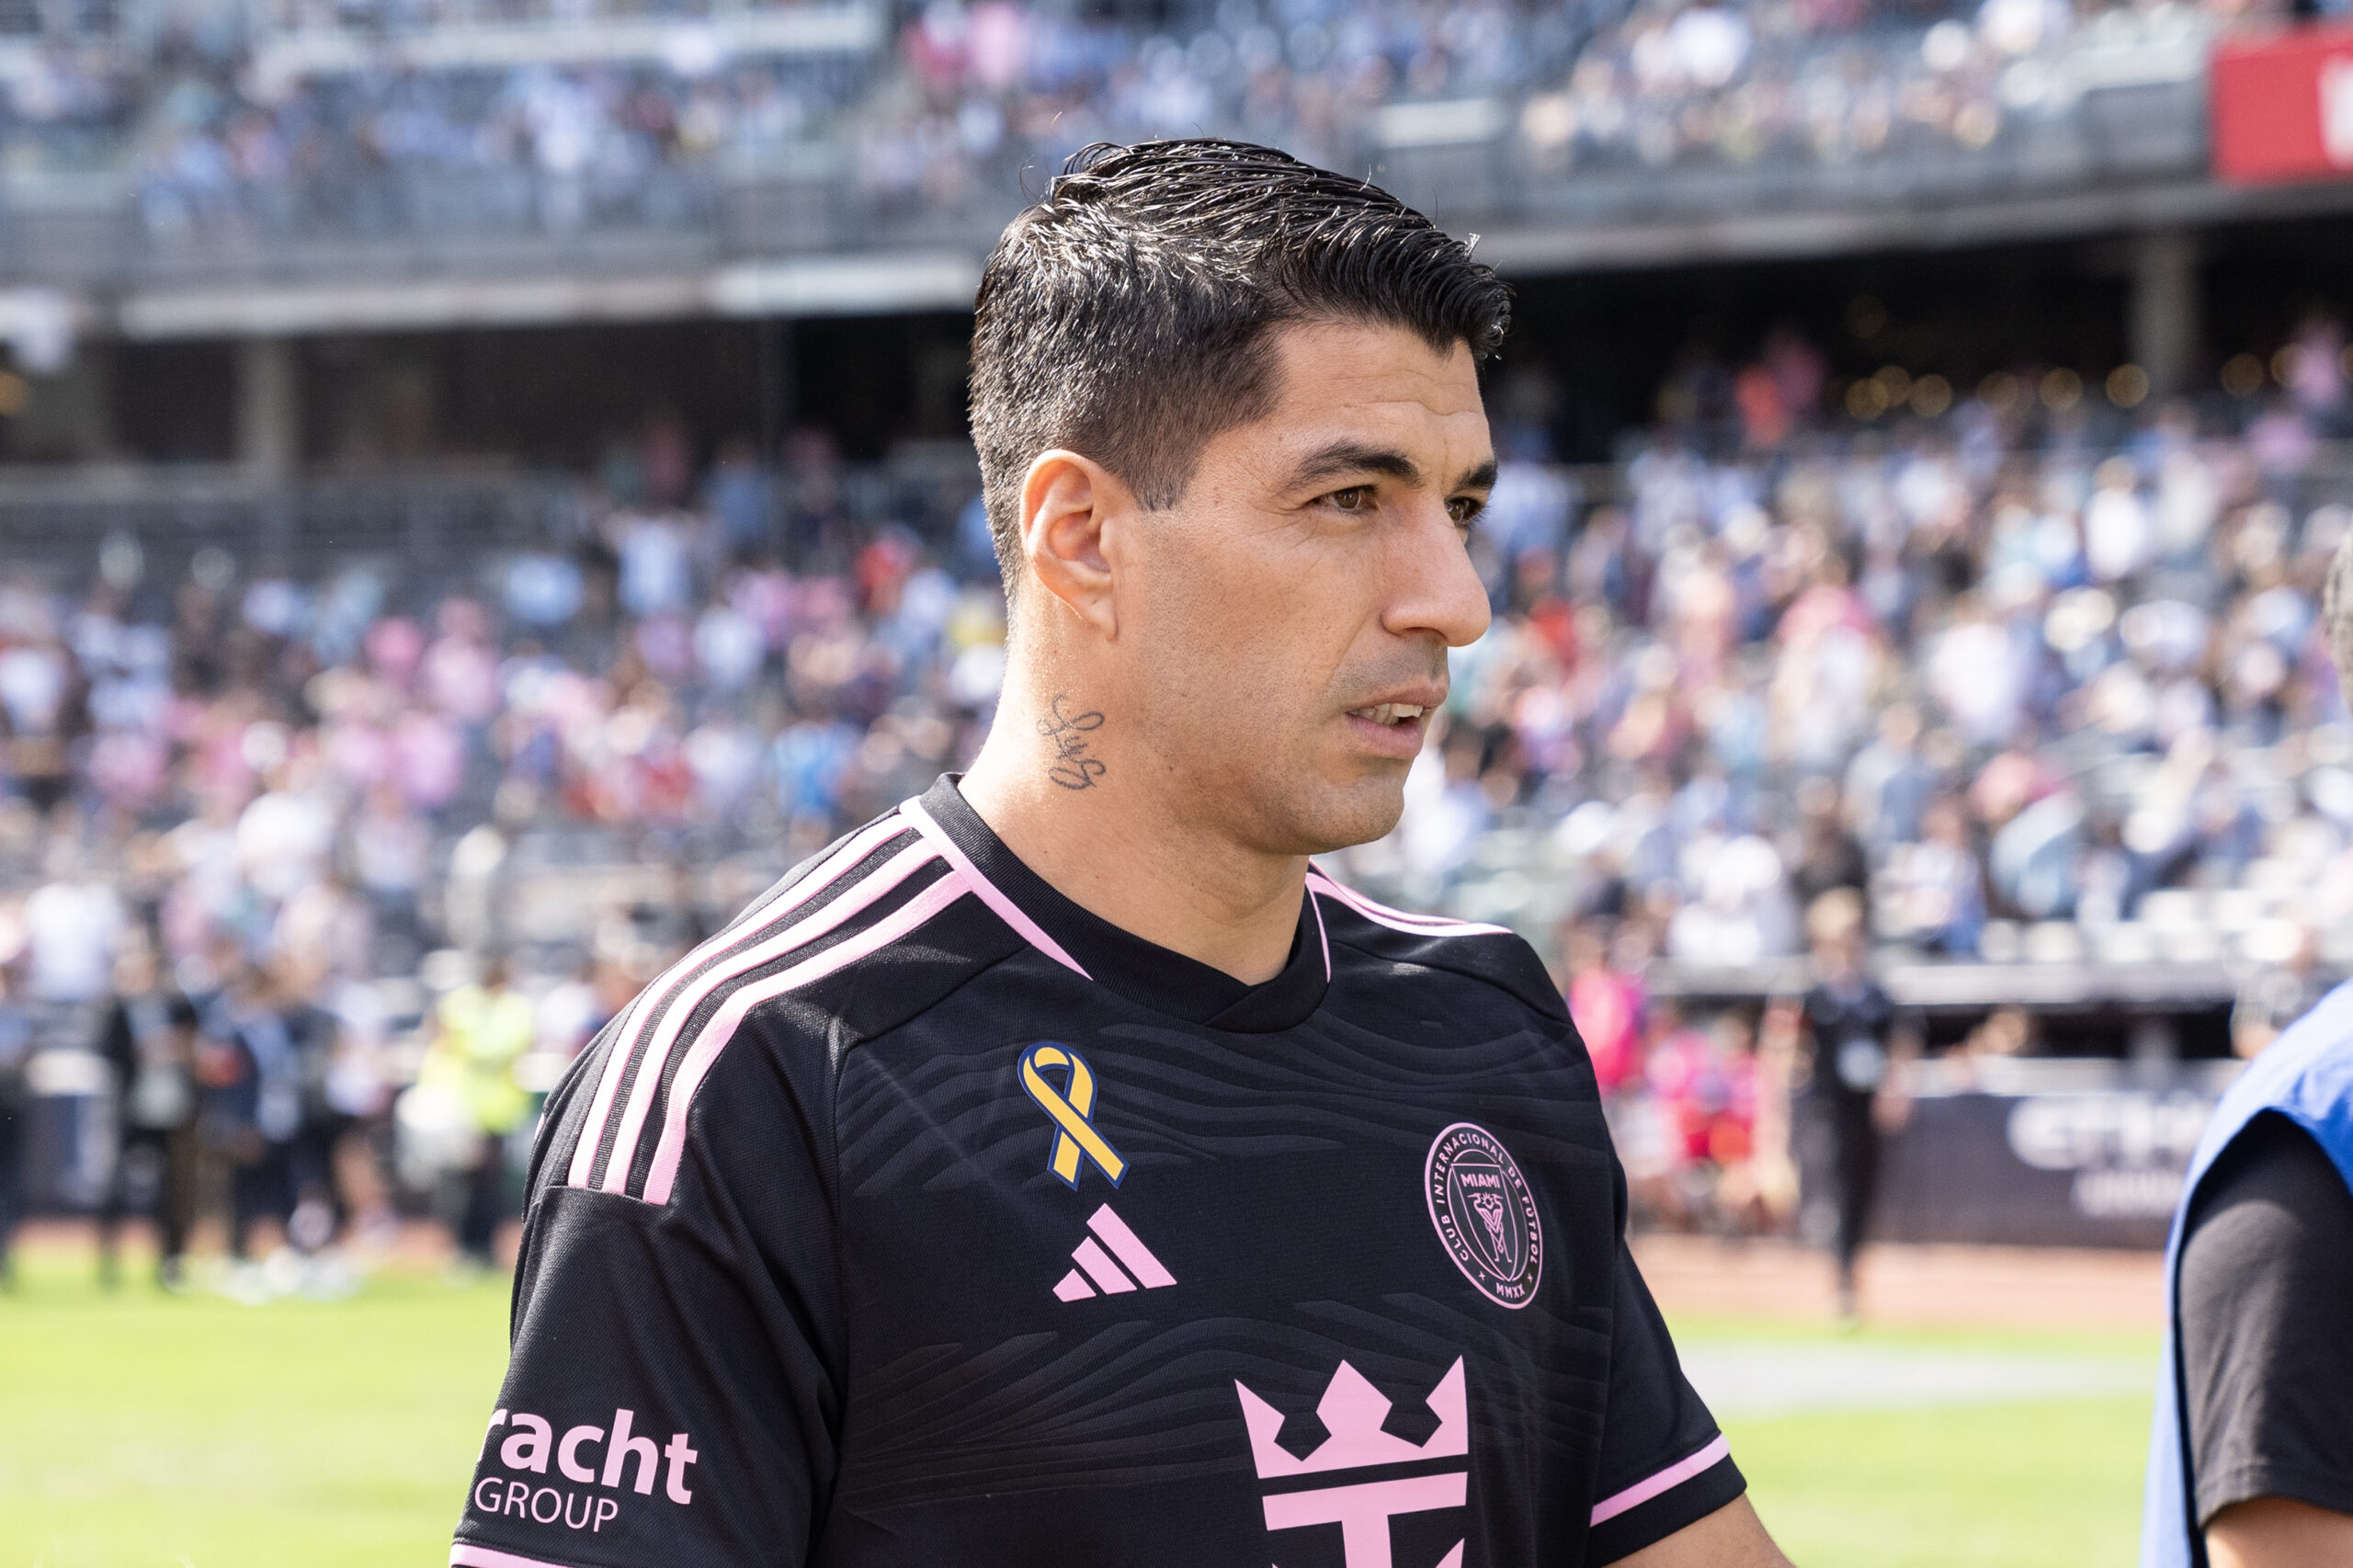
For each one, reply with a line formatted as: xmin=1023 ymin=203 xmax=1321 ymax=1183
xmin=1585 ymin=1239 xmax=1745 ymax=1565
xmin=2178 ymin=1111 xmax=2353 ymax=1527
xmin=449 ymin=1011 xmax=847 ymax=1568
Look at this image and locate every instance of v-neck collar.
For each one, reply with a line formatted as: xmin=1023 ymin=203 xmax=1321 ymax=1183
xmin=913 ymin=775 xmax=1329 ymax=1034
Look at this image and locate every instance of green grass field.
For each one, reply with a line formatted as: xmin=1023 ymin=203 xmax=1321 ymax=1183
xmin=1689 ymin=1316 xmax=2158 ymax=1568
xmin=0 ymin=1246 xmax=2158 ymax=1568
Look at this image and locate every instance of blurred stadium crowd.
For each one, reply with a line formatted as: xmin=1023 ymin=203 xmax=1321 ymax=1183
xmin=0 ymin=0 xmax=2255 ymax=242
xmin=4 ymin=302 xmax=2353 ymax=1275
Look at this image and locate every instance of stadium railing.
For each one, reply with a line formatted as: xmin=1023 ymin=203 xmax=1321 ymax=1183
xmin=0 ymin=466 xmax=564 ymax=575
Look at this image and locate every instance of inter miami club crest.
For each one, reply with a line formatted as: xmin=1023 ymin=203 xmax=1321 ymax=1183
xmin=1424 ymin=1122 xmax=1543 ymax=1309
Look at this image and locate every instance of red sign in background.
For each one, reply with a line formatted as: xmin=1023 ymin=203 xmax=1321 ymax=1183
xmin=2212 ymin=22 xmax=2353 ymax=184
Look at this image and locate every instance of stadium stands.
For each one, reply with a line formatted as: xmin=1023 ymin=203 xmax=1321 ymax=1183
xmin=0 ymin=0 xmax=2297 ymax=324
xmin=20 ymin=367 xmax=2353 ymax=1236
xmin=6 ymin=381 xmax=2348 ymax=981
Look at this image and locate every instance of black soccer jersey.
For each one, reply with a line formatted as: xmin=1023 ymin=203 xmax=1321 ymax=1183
xmin=450 ymin=777 xmax=1742 ymax=1568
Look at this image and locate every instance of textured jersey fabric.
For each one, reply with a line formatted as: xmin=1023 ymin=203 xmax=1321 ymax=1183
xmin=2178 ymin=1111 xmax=2353 ymax=1530
xmin=449 ymin=776 xmax=1742 ymax=1568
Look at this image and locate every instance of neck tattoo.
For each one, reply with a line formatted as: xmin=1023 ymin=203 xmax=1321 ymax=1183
xmin=1039 ymin=693 xmax=1107 ymax=790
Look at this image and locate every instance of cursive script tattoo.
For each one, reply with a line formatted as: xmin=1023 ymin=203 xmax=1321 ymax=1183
xmin=1040 ymin=694 xmax=1107 ymax=790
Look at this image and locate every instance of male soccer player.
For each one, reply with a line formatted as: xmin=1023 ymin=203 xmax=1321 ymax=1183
xmin=449 ymin=139 xmax=1788 ymax=1568
xmin=2141 ymin=535 xmax=2353 ymax=1568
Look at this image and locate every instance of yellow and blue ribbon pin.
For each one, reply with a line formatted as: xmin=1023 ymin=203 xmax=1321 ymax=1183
xmin=1018 ymin=1042 xmax=1128 ymax=1188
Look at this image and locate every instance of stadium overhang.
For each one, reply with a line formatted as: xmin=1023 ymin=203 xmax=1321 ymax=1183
xmin=246 ymin=3 xmax=883 ymax=90
xmin=1651 ymin=958 xmax=2241 ymax=1011
xmin=112 ymin=252 xmax=984 ymax=340
xmin=80 ymin=172 xmax=2353 ymax=339
xmin=1477 ymin=174 xmax=2353 ymax=277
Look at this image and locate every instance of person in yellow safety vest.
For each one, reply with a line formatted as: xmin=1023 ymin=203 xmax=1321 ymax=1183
xmin=423 ymin=952 xmax=534 ymax=1269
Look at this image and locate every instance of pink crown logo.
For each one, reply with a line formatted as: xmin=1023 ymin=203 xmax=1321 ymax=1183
xmin=1233 ymin=1358 xmax=1467 ymax=1481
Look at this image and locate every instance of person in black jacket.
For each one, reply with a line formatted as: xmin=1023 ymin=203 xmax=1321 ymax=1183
xmin=1768 ymin=887 xmax=1915 ymax=1323
xmin=96 ymin=928 xmax=201 ymax=1290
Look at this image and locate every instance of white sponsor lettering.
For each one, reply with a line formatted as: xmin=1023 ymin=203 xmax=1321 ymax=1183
xmin=2005 ymin=1092 xmax=2210 ymax=1172
xmin=500 ymin=1415 xmax=552 ymax=1474
xmin=664 ymin=1433 xmax=699 ymax=1505
xmin=601 ymin=1408 xmax=660 ymax=1494
xmin=472 ymin=1406 xmax=700 ymax=1530
xmin=479 ymin=1481 xmax=618 ymax=1531
xmin=557 ymin=1425 xmax=604 ymax=1483
xmin=2005 ymin=1091 xmax=2210 ymax=1221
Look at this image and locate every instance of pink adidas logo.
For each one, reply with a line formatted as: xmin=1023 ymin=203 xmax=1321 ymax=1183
xmin=1051 ymin=1204 xmax=1176 ymax=1301
xmin=1233 ymin=1358 xmax=1470 ymax=1568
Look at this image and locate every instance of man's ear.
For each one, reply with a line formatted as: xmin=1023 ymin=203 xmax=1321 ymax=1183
xmin=1019 ymin=449 xmax=1127 ymax=640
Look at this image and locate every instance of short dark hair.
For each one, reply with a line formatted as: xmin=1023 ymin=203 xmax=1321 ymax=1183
xmin=969 ymin=138 xmax=1511 ymax=584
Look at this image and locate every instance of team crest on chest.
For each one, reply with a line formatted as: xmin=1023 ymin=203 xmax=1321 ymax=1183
xmin=1425 ymin=1122 xmax=1542 ymax=1309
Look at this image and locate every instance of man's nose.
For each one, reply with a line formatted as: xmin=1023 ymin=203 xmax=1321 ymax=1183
xmin=1384 ymin=502 xmax=1492 ymax=650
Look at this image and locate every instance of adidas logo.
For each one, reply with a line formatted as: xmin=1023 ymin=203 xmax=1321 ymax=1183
xmin=1051 ymin=1203 xmax=1176 ymax=1301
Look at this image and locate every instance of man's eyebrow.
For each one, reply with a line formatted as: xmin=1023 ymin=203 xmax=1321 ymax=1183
xmin=1281 ymin=443 xmax=1424 ymax=490
xmin=1456 ymin=459 xmax=1499 ymax=494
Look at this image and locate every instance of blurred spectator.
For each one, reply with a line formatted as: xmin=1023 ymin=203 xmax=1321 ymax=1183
xmin=2234 ymin=923 xmax=2325 ymax=1059
xmin=1942 ymin=1004 xmax=2038 ymax=1088
xmin=1649 ymin=1009 xmax=1760 ymax=1202
xmin=1667 ymin=822 xmax=1798 ymax=965
xmin=349 ymin=784 xmax=430 ymax=967
xmin=1884 ymin=796 xmax=1985 ymax=955
xmin=1720 ymin=1005 xmax=1801 ymax=1233
xmin=1788 ymin=777 xmax=1869 ymax=910
xmin=24 ymin=842 xmax=123 ymax=1004
xmin=95 ymin=929 xmax=200 ymax=1290
xmin=200 ymin=957 xmax=317 ymax=1271
xmin=708 ymin=439 xmax=777 ymax=560
xmin=417 ymin=953 xmax=532 ymax=1271
xmin=1769 ymin=888 xmax=1916 ymax=1322
xmin=1843 ymin=701 xmax=1935 ymax=854
xmin=2288 ymin=312 xmax=2347 ymax=428
xmin=1562 ymin=918 xmax=1646 ymax=1096
xmin=320 ymin=972 xmax=400 ymax=1255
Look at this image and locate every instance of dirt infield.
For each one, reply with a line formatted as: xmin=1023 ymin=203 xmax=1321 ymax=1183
xmin=1634 ymin=1233 xmax=2166 ymax=1334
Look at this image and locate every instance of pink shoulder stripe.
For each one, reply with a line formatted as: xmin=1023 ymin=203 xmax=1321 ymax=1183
xmin=592 ymin=840 xmax=942 ymax=1193
xmin=1307 ymin=869 xmax=1483 ymax=929
xmin=899 ymin=794 xmax=1090 ymax=978
xmin=562 ymin=987 xmax=653 ymax=1189
xmin=1305 ymin=870 xmax=1514 ymax=937
xmin=565 ymin=810 xmax=912 ymax=1188
xmin=1589 ymin=1434 xmax=1733 ymax=1526
xmin=1307 ymin=883 xmax=1332 ymax=980
xmin=640 ymin=869 xmax=972 ymax=1206
xmin=450 ymin=1543 xmax=585 ymax=1568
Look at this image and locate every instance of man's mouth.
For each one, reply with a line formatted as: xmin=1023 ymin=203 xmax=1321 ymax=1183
xmin=1347 ymin=702 xmax=1428 ymax=728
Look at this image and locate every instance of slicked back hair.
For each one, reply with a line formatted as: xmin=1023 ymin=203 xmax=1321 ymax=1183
xmin=969 ymin=139 xmax=1511 ymax=591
